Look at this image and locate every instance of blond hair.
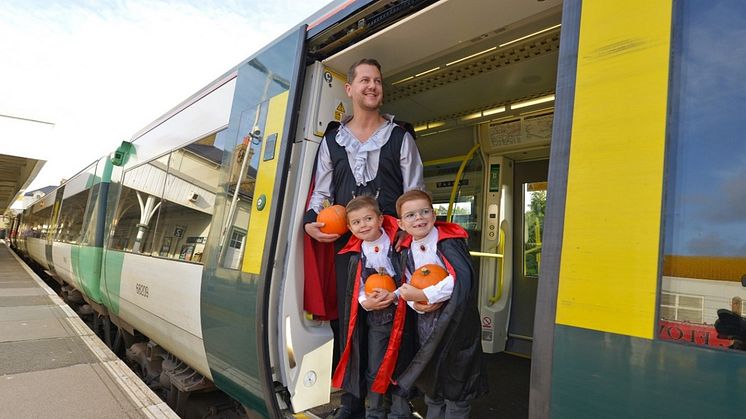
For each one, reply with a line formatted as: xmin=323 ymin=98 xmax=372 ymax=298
xmin=345 ymin=195 xmax=381 ymax=219
xmin=395 ymin=190 xmax=432 ymax=216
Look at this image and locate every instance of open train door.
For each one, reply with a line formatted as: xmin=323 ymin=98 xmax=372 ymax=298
xmin=198 ymin=24 xmax=315 ymax=418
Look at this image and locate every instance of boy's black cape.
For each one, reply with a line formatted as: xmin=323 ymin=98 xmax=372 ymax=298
xmin=394 ymin=221 xmax=488 ymax=401
xmin=332 ymin=215 xmax=416 ymax=396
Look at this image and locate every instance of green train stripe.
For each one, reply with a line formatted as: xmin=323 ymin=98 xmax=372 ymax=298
xmin=102 ymin=250 xmax=125 ymax=314
xmin=551 ymin=325 xmax=746 ymax=417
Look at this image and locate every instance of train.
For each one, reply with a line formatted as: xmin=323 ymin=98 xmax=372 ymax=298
xmin=8 ymin=0 xmax=746 ymax=417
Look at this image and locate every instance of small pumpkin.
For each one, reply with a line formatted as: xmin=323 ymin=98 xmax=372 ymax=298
xmin=317 ymin=200 xmax=348 ymax=235
xmin=365 ymin=268 xmax=397 ymax=294
xmin=410 ymin=264 xmax=448 ymax=290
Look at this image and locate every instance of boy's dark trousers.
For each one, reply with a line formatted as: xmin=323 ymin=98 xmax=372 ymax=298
xmin=366 ymin=315 xmax=409 ymax=419
xmin=419 ymin=310 xmax=471 ymax=419
xmin=424 ymin=395 xmax=471 ymax=419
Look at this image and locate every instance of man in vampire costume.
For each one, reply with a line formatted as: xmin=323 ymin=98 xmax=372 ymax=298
xmin=303 ymin=58 xmax=423 ymax=418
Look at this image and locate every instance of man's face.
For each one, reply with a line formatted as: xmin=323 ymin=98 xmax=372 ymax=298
xmin=347 ymin=206 xmax=384 ymax=242
xmin=397 ymin=198 xmax=436 ymax=241
xmin=345 ymin=64 xmax=383 ymax=112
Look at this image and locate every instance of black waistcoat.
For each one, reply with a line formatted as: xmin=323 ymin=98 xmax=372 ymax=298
xmin=325 ymin=125 xmax=406 ymax=217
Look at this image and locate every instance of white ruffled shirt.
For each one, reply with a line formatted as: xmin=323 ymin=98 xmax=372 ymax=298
xmin=307 ymin=114 xmax=424 ymax=213
xmin=405 ymin=227 xmax=454 ymax=312
xmin=358 ymin=229 xmax=396 ymax=307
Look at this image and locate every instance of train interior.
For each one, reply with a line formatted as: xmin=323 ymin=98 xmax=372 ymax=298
xmin=290 ymin=0 xmax=564 ymax=416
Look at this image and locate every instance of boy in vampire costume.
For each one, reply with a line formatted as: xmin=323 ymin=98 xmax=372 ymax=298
xmin=332 ymin=196 xmax=416 ymax=419
xmin=395 ymin=190 xmax=488 ymax=418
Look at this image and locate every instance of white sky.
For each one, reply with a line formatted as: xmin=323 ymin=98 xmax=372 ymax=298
xmin=0 ymin=0 xmax=332 ymax=191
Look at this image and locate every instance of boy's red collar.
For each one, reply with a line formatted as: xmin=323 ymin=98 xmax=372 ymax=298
xmin=398 ymin=221 xmax=468 ymax=249
xmin=339 ymin=215 xmax=400 ymax=254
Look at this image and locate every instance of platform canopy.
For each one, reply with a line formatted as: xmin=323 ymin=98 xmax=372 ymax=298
xmin=0 ymin=114 xmax=53 ymax=214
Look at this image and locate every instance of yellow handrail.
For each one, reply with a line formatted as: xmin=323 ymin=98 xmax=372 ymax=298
xmin=446 ymin=143 xmax=481 ymax=222
xmin=489 ymin=223 xmax=507 ymax=304
xmin=469 ymin=251 xmax=503 ymax=258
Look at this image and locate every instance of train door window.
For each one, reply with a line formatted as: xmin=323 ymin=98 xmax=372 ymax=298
xmin=150 ymin=133 xmax=223 ymax=264
xmin=80 ymin=160 xmax=106 ymax=246
xmin=658 ymin=0 xmax=746 ymax=350
xmin=522 ymin=181 xmax=546 ymax=278
xmin=217 ymin=101 xmax=269 ymax=270
xmin=56 ymin=162 xmax=97 ymax=244
xmin=109 ymin=154 xmax=169 ymax=254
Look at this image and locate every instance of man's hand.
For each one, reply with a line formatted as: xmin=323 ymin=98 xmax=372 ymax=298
xmin=398 ymin=283 xmax=427 ymax=302
xmin=304 ymin=222 xmax=340 ymax=243
xmin=413 ymin=301 xmax=443 ymax=313
xmin=362 ymin=289 xmax=396 ymax=311
xmin=394 ymin=230 xmax=408 ymax=252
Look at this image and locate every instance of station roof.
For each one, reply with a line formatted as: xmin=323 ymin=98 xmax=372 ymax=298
xmin=0 ymin=114 xmax=53 ymax=214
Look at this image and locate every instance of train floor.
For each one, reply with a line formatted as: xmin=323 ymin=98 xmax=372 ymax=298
xmin=309 ymin=352 xmax=531 ymax=419
xmin=0 ymin=241 xmax=177 ymax=418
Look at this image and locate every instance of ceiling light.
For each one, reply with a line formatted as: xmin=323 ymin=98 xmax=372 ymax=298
xmin=414 ymin=124 xmax=428 ymax=132
xmin=482 ymin=106 xmax=506 ymax=116
xmin=428 ymin=121 xmax=445 ymax=129
xmin=510 ymin=95 xmax=555 ymax=109
xmin=461 ymin=112 xmax=483 ymax=121
xmin=415 ymin=67 xmax=440 ymax=77
xmin=499 ymin=24 xmax=561 ymax=48
xmin=392 ymin=76 xmax=414 ymax=85
xmin=446 ymin=47 xmax=497 ymax=67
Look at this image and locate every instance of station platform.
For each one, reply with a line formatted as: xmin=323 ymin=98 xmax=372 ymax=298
xmin=0 ymin=241 xmax=178 ymax=419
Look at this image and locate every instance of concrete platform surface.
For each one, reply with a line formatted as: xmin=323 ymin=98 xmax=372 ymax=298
xmin=0 ymin=241 xmax=178 ymax=418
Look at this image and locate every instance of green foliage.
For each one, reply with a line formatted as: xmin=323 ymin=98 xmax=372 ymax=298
xmin=524 ymin=190 xmax=546 ymax=277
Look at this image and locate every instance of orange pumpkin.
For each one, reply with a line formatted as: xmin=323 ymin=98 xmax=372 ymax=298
xmin=365 ymin=269 xmax=396 ymax=294
xmin=411 ymin=264 xmax=448 ymax=290
xmin=317 ymin=204 xmax=348 ymax=235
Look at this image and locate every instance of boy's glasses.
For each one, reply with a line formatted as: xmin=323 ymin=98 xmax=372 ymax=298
xmin=401 ymin=208 xmax=434 ymax=222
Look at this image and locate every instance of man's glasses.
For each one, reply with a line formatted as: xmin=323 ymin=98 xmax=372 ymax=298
xmin=401 ymin=207 xmax=434 ymax=222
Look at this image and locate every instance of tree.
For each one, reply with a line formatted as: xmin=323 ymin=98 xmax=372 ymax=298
xmin=524 ymin=190 xmax=546 ymax=277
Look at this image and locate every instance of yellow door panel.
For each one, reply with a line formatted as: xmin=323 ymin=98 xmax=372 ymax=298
xmin=555 ymin=0 xmax=672 ymax=338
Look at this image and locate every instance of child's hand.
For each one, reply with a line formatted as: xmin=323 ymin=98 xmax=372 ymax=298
xmin=363 ymin=289 xmax=396 ymax=310
xmin=398 ymin=283 xmax=428 ymax=303
xmin=413 ymin=301 xmax=443 ymax=313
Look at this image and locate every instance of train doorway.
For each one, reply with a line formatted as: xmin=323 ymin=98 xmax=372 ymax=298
xmin=286 ymin=0 xmax=563 ymax=416
xmin=508 ymin=159 xmax=548 ymax=357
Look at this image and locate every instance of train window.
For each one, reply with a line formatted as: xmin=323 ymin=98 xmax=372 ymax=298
xmin=150 ymin=133 xmax=223 ymax=264
xmin=56 ymin=190 xmax=92 ymax=244
xmin=425 ymin=153 xmax=484 ymax=253
xmin=658 ymin=0 xmax=746 ymax=350
xmin=24 ymin=206 xmax=53 ymax=239
xmin=523 ymin=182 xmax=546 ymax=278
xmin=109 ymin=156 xmax=169 ymax=254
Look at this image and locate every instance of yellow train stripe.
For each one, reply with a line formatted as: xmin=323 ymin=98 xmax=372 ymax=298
xmin=555 ymin=1 xmax=673 ymax=338
xmin=243 ymin=91 xmax=289 ymax=274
